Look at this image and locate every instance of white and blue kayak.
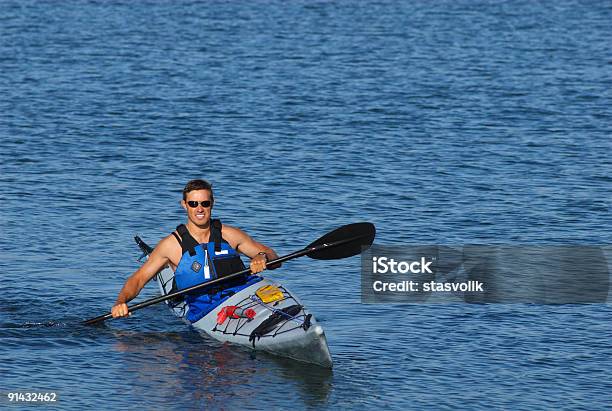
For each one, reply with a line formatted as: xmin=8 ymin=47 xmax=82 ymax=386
xmin=84 ymin=223 xmax=374 ymax=365
xmin=146 ymin=243 xmax=333 ymax=368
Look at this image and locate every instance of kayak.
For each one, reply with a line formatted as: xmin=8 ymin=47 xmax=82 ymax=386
xmin=84 ymin=223 xmax=373 ymax=365
xmin=139 ymin=238 xmax=333 ymax=368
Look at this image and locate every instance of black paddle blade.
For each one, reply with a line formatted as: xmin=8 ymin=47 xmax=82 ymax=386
xmin=306 ymin=222 xmax=376 ymax=260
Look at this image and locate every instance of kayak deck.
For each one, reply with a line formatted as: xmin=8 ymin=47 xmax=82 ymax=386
xmin=155 ymin=266 xmax=333 ymax=368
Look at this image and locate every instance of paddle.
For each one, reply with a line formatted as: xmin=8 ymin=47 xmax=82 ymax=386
xmin=83 ymin=222 xmax=375 ymax=325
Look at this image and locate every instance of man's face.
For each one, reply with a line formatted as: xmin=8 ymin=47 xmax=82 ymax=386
xmin=182 ymin=189 xmax=213 ymax=226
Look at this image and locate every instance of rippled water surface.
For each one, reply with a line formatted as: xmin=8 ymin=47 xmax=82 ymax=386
xmin=1 ymin=0 xmax=611 ymax=409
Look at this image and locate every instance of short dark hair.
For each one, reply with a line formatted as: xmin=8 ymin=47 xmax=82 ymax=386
xmin=183 ymin=179 xmax=214 ymax=201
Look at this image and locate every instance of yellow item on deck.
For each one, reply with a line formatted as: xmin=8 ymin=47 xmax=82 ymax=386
xmin=256 ymin=285 xmax=284 ymax=303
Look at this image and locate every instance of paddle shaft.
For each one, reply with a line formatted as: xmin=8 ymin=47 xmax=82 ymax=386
xmin=83 ymin=234 xmax=365 ymax=325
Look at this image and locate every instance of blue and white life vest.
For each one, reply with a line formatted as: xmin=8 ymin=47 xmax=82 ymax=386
xmin=171 ymin=219 xmax=261 ymax=323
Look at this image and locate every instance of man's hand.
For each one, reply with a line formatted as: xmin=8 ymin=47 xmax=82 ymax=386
xmin=111 ymin=302 xmax=131 ymax=318
xmin=250 ymin=253 xmax=268 ymax=274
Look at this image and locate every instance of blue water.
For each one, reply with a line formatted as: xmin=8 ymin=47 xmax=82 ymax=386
xmin=1 ymin=0 xmax=611 ymax=409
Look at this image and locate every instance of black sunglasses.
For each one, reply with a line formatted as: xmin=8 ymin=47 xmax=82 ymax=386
xmin=187 ymin=200 xmax=212 ymax=208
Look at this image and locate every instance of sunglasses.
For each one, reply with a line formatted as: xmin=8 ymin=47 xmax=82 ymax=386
xmin=187 ymin=200 xmax=212 ymax=208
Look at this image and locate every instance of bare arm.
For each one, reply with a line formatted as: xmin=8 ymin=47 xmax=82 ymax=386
xmin=223 ymin=225 xmax=281 ymax=272
xmin=111 ymin=235 xmax=175 ymax=317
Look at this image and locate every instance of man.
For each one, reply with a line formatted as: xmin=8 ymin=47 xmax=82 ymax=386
xmin=111 ymin=179 xmax=280 ymax=322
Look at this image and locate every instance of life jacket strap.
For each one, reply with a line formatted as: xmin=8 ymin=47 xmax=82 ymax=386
xmin=176 ymin=224 xmax=199 ymax=257
xmin=174 ymin=219 xmax=225 ymax=257
xmin=210 ymin=219 xmax=223 ymax=253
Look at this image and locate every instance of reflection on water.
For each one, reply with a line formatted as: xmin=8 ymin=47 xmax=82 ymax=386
xmin=112 ymin=330 xmax=332 ymax=408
